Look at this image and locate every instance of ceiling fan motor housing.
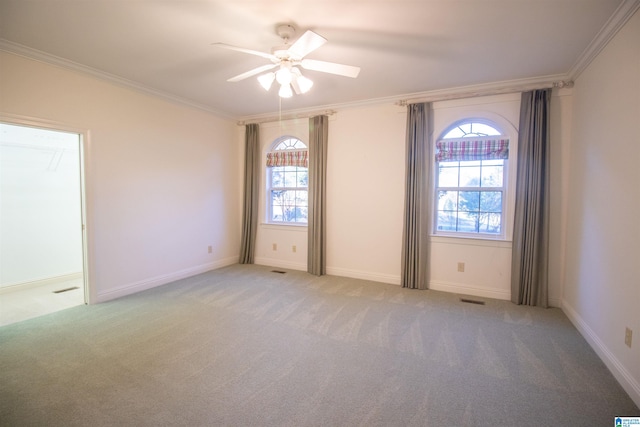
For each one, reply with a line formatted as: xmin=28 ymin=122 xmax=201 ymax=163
xmin=276 ymin=24 xmax=296 ymax=42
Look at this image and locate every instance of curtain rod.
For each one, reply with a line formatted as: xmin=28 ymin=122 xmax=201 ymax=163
xmin=396 ymin=80 xmax=573 ymax=106
xmin=237 ymin=109 xmax=336 ymax=126
xmin=236 ymin=79 xmax=573 ymax=124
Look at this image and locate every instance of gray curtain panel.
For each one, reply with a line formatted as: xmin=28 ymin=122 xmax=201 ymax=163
xmin=239 ymin=123 xmax=260 ymax=264
xmin=308 ymin=115 xmax=328 ymax=276
xmin=401 ymin=103 xmax=431 ymax=290
xmin=511 ymin=89 xmax=551 ymax=307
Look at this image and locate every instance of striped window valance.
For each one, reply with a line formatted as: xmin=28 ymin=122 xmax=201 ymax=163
xmin=266 ymin=150 xmax=308 ymax=167
xmin=435 ymin=138 xmax=509 ymax=162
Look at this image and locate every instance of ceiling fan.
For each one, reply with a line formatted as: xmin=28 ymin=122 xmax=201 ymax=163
xmin=213 ymin=24 xmax=360 ymax=98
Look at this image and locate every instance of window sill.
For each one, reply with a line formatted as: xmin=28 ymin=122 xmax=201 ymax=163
xmin=430 ymin=234 xmax=512 ymax=248
xmin=261 ymin=223 xmax=308 ymax=231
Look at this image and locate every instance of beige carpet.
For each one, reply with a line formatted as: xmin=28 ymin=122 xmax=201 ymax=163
xmin=0 ymin=264 xmax=637 ymax=426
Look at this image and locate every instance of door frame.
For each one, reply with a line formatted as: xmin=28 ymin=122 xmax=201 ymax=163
xmin=0 ymin=113 xmax=93 ymax=304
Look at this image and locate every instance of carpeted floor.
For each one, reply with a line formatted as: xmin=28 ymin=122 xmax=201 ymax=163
xmin=1 ymin=264 xmax=637 ymax=426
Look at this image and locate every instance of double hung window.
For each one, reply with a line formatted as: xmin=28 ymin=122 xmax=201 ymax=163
xmin=435 ymin=121 xmax=509 ymax=237
xmin=266 ymin=137 xmax=308 ymax=224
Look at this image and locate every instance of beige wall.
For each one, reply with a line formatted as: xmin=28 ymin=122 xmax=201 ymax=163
xmin=3 ymin=11 xmax=637 ymax=403
xmin=429 ymin=94 xmax=520 ymax=300
xmin=0 ymin=51 xmax=240 ymax=303
xmin=563 ymin=9 xmax=640 ymax=405
xmin=252 ymin=104 xmax=407 ymax=283
xmin=251 ymin=93 xmax=570 ymax=306
xmin=0 ymin=50 xmax=571 ymax=308
xmin=326 ymin=104 xmax=407 ymax=283
xmin=254 ymin=118 xmax=311 ymax=269
xmin=548 ymin=88 xmax=573 ymax=309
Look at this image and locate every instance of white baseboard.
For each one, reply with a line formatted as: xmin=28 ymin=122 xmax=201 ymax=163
xmin=96 ymin=257 xmax=238 ymax=303
xmin=562 ymin=300 xmax=640 ymax=408
xmin=548 ymin=296 xmax=562 ymax=308
xmin=0 ymin=272 xmax=84 ymax=294
xmin=428 ymin=280 xmax=510 ymax=301
xmin=254 ymin=260 xmax=402 ymax=286
xmin=255 ymin=257 xmax=306 ymax=272
xmin=325 ymin=266 xmax=401 ymax=286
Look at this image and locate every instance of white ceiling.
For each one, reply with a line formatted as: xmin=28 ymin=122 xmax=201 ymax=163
xmin=0 ymin=0 xmax=631 ymax=119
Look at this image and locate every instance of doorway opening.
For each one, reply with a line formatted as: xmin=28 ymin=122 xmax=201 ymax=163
xmin=0 ymin=122 xmax=87 ymax=326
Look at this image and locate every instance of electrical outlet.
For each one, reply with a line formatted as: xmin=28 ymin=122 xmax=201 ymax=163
xmin=272 ymin=243 xmax=277 ymax=251
xmin=457 ymin=262 xmax=465 ymax=272
xmin=292 ymin=245 xmax=297 ymax=253
xmin=207 ymin=245 xmax=212 ymax=254
xmin=625 ymin=327 xmax=633 ymax=348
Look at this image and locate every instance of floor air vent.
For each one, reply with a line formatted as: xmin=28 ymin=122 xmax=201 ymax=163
xmin=53 ymin=286 xmax=79 ymax=294
xmin=271 ymin=270 xmax=287 ymax=274
xmin=460 ymin=298 xmax=485 ymax=305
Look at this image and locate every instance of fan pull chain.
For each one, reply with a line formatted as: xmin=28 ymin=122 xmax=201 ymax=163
xmin=279 ymin=96 xmax=283 ymax=131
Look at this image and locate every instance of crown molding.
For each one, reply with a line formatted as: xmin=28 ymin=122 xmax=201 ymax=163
xmin=0 ymin=39 xmax=234 ymax=120
xmin=237 ymin=73 xmax=573 ymax=123
xmin=394 ymin=75 xmax=573 ymax=106
xmin=569 ymin=0 xmax=640 ymax=79
xmin=3 ymin=0 xmax=637 ymax=122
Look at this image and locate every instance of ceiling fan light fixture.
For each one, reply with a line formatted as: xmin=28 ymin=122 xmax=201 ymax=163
xmin=275 ymin=66 xmax=293 ymax=85
xmin=257 ymin=72 xmax=275 ymax=91
xmin=292 ymin=69 xmax=313 ymax=93
xmin=297 ymin=76 xmax=313 ymax=93
xmin=278 ymin=83 xmax=293 ymax=98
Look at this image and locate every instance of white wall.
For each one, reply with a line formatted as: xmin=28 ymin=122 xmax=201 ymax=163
xmin=429 ymin=94 xmax=521 ymax=301
xmin=254 ymin=94 xmax=568 ymax=305
xmin=252 ymin=104 xmax=407 ymax=283
xmin=548 ymin=87 xmax=573 ymax=308
xmin=326 ymin=104 xmax=407 ymax=283
xmin=3 ymin=20 xmax=634 ymax=404
xmin=254 ymin=118 xmax=310 ymax=270
xmin=0 ymin=125 xmax=83 ymax=287
xmin=563 ymin=9 xmax=640 ymax=405
xmin=0 ymin=51 xmax=240 ymax=303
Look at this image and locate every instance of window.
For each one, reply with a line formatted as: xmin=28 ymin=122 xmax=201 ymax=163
xmin=266 ymin=136 xmax=308 ymax=224
xmin=434 ymin=120 xmax=509 ymax=237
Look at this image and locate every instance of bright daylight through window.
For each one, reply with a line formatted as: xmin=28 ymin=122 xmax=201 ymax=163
xmin=435 ymin=121 xmax=509 ymax=237
xmin=267 ymin=137 xmax=308 ymax=224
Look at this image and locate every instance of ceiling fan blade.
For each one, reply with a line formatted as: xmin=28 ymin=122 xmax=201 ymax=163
xmin=227 ymin=63 xmax=278 ymax=82
xmin=212 ymin=43 xmax=276 ymax=61
xmin=291 ymin=78 xmax=302 ymax=95
xmin=300 ymin=59 xmax=360 ymax=78
xmin=287 ymin=30 xmax=327 ymax=58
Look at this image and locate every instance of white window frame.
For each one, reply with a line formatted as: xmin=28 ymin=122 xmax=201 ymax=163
xmin=266 ymin=136 xmax=308 ymax=226
xmin=433 ymin=119 xmax=510 ymax=240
